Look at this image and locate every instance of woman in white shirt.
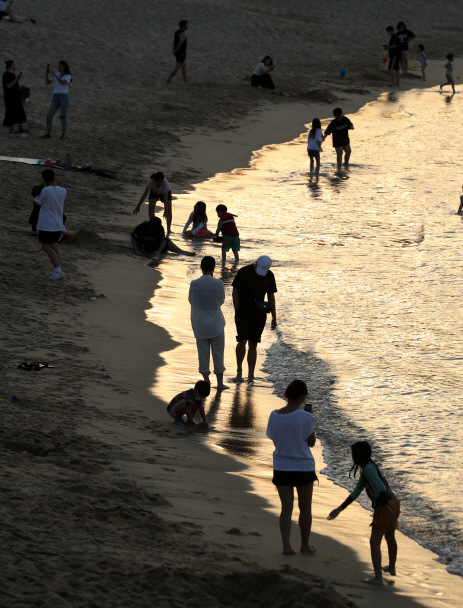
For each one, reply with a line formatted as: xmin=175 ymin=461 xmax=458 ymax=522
xmin=42 ymin=60 xmax=72 ymax=140
xmin=251 ymin=56 xmax=276 ymax=92
xmin=307 ymin=118 xmax=323 ymax=175
xmin=266 ymin=379 xmax=317 ymax=555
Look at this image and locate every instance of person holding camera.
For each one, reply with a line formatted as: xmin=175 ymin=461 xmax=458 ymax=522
xmin=231 ymin=255 xmax=277 ymax=383
xmin=2 ymin=60 xmax=27 ymax=134
xmin=42 ymin=60 xmax=72 ymax=140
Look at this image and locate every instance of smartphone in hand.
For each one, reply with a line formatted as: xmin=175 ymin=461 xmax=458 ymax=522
xmin=304 ymin=403 xmax=313 ymax=414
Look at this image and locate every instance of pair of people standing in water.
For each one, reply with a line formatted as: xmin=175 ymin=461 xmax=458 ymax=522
xmin=267 ymin=379 xmax=400 ymax=586
xmin=307 ymin=108 xmax=354 ymax=173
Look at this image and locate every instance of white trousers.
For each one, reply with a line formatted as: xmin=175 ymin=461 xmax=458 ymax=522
xmin=196 ymin=331 xmax=226 ymax=375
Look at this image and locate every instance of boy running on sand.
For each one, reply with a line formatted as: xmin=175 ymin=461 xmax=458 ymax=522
xmin=418 ymin=44 xmax=427 ymax=81
xmin=323 ymin=108 xmax=354 ymax=168
xmin=215 ymin=204 xmax=240 ymax=263
xmin=166 ymin=380 xmax=210 ymax=427
xmin=440 ymin=54 xmax=455 ymax=94
xmin=328 ymin=441 xmax=400 ymax=586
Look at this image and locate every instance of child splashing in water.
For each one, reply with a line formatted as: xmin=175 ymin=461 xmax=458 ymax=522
xmin=183 ymin=201 xmax=213 ymax=238
xmin=327 ymin=441 xmax=400 ymax=586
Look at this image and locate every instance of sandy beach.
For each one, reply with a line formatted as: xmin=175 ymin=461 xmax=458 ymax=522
xmin=2 ymin=2 xmax=463 ymax=606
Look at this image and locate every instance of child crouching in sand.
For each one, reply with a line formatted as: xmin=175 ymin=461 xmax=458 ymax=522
xmin=166 ymin=380 xmax=210 ymax=427
xmin=327 ymin=441 xmax=400 ymax=586
xmin=215 ymin=204 xmax=240 ymax=263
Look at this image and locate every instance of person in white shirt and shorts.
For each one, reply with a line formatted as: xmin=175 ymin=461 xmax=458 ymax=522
xmin=34 ymin=169 xmax=67 ymax=280
xmin=133 ymin=171 xmax=173 ymax=234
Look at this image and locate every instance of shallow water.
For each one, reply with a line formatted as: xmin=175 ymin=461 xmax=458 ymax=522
xmin=149 ymin=88 xmax=463 ymax=577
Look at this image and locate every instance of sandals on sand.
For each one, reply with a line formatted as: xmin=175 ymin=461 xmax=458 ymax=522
xmin=17 ymin=361 xmax=55 ymax=371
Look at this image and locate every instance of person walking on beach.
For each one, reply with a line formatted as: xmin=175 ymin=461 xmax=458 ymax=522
xmin=166 ymin=20 xmax=188 ymax=83
xmin=327 ymin=441 xmax=400 ymax=586
xmin=266 ymin=380 xmax=317 ymax=555
xmin=418 ymin=44 xmax=427 ymax=81
xmin=34 ymin=168 xmax=66 ymax=280
xmin=189 ymin=256 xmax=228 ymax=390
xmin=133 ymin=172 xmax=173 ymax=233
xmin=396 ymin=21 xmax=415 ymax=75
xmin=440 ymin=54 xmax=455 ymax=94
xmin=131 ymin=217 xmax=194 ymax=258
xmin=42 ymin=60 xmax=72 ymax=140
xmin=2 ymin=60 xmax=27 ymax=134
xmin=383 ymin=26 xmax=401 ymax=87
xmin=231 ymin=255 xmax=277 ymax=383
xmin=251 ymin=56 xmax=276 ymax=92
xmin=307 ymin=118 xmax=322 ymax=174
xmin=323 ymin=108 xmax=354 ymax=169
xmin=215 ymin=204 xmax=240 ymax=264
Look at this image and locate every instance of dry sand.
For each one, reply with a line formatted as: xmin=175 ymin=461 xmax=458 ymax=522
xmin=2 ymin=1 xmax=463 ymax=606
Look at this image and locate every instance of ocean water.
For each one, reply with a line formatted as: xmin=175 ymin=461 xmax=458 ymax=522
xmin=150 ymin=88 xmax=463 ymax=577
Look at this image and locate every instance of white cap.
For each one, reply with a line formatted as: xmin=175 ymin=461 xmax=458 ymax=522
xmin=255 ymin=255 xmax=272 ymax=276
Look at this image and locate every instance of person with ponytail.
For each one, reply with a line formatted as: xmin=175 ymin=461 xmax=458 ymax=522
xmin=42 ymin=60 xmax=72 ymax=140
xmin=307 ymin=118 xmax=322 ymax=174
xmin=2 ymin=59 xmax=27 ymax=133
xmin=266 ymin=380 xmax=317 ymax=555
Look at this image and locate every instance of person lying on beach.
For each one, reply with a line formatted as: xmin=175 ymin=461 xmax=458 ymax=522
xmin=133 ymin=171 xmax=173 ymax=233
xmin=166 ymin=20 xmax=188 ymax=83
xmin=266 ymin=379 xmax=317 ymax=555
xmin=251 ymin=56 xmax=276 ymax=92
xmin=383 ymin=26 xmax=401 ymax=87
xmin=166 ymin=380 xmax=211 ymax=426
xmin=327 ymin=440 xmax=400 ymax=586
xmin=183 ymin=201 xmax=214 ymax=238
xmin=215 ymin=204 xmax=240 ymax=263
xmin=307 ymin=118 xmax=322 ymax=175
xmin=440 ymin=54 xmax=455 ymax=94
xmin=323 ymin=108 xmax=354 ymax=169
xmin=131 ymin=217 xmax=195 ymax=258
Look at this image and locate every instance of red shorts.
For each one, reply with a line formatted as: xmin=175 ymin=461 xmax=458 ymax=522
xmin=373 ymin=496 xmax=400 ymax=530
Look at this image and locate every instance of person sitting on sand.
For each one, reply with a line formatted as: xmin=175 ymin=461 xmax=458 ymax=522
xmin=0 ymin=0 xmax=12 ymax=20
xmin=307 ymin=118 xmax=323 ymax=175
xmin=251 ymin=56 xmax=276 ymax=92
xmin=166 ymin=380 xmax=210 ymax=426
xmin=323 ymin=107 xmax=354 ymax=168
xmin=183 ymin=201 xmax=213 ymax=238
xmin=131 ymin=217 xmax=195 ymax=258
xmin=166 ymin=20 xmax=188 ymax=83
xmin=133 ymin=171 xmax=173 ymax=233
xmin=383 ymin=26 xmax=401 ymax=87
xmin=189 ymin=256 xmax=228 ymax=390
xmin=328 ymin=441 xmax=400 ymax=586
xmin=266 ymin=379 xmax=317 ymax=555
xmin=440 ymin=54 xmax=455 ymax=95
xmin=215 ymin=204 xmax=240 ymax=264
xmin=34 ymin=168 xmax=66 ymax=280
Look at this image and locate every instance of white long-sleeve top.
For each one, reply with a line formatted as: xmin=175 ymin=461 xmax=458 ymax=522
xmin=183 ymin=211 xmax=205 ymax=236
xmin=188 ymin=274 xmax=226 ymax=339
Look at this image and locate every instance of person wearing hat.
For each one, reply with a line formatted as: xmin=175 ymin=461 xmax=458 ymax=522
xmin=188 ymin=256 xmax=228 ymax=390
xmin=231 ymin=255 xmax=277 ymax=382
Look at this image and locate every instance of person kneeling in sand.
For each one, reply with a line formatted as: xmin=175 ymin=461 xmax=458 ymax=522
xmin=131 ymin=217 xmax=195 ymax=258
xmin=166 ymin=380 xmax=210 ymax=427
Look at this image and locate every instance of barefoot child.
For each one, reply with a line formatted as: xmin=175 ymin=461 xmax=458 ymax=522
xmin=266 ymin=380 xmax=317 ymax=556
xmin=183 ymin=201 xmax=214 ymax=238
xmin=440 ymin=54 xmax=455 ymax=94
xmin=166 ymin=380 xmax=211 ymax=426
xmin=307 ymin=118 xmax=322 ymax=174
xmin=418 ymin=44 xmax=427 ymax=81
xmin=327 ymin=441 xmax=400 ymax=586
xmin=215 ymin=204 xmax=240 ymax=263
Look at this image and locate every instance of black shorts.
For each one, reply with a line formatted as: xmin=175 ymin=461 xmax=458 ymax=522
xmin=175 ymin=52 xmax=186 ymax=64
xmin=388 ymin=55 xmax=401 ymax=71
xmin=272 ymin=470 xmax=318 ymax=487
xmin=235 ymin=309 xmax=267 ymax=343
xmin=149 ymin=190 xmax=172 ymax=202
xmin=39 ymin=230 xmax=61 ymax=244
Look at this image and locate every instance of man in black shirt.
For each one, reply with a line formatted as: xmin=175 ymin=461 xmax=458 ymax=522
xmin=383 ymin=26 xmax=401 ymax=87
xmin=396 ymin=21 xmax=415 ymax=75
xmin=323 ymin=108 xmax=354 ymax=168
xmin=166 ymin=20 xmax=188 ymax=83
xmin=131 ymin=217 xmax=194 ymax=258
xmin=231 ymin=255 xmax=277 ymax=382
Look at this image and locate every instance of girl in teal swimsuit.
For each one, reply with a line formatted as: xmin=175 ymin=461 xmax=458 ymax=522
xmin=328 ymin=441 xmax=400 ymax=586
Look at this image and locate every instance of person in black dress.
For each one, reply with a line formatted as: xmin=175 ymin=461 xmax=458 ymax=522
xmin=166 ymin=20 xmax=188 ymax=83
xmin=2 ymin=60 xmax=27 ymax=133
